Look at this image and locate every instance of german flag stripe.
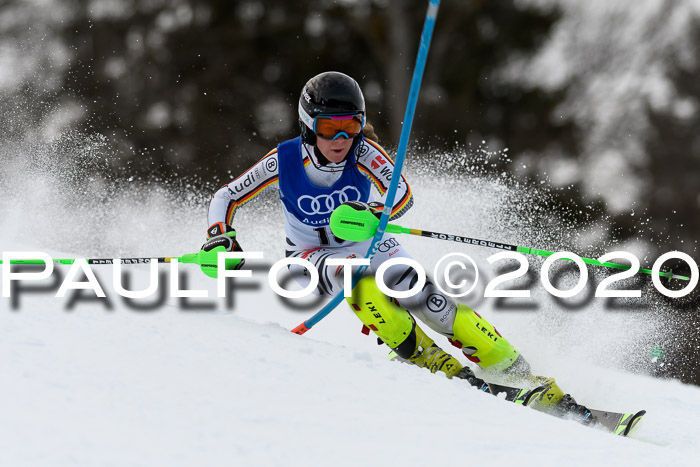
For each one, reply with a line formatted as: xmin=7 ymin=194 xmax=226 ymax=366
xmin=234 ymin=149 xmax=278 ymax=180
xmin=357 ymin=164 xmax=384 ymax=191
xmin=222 ymin=149 xmax=279 ymax=224
xmin=390 ymin=188 xmax=412 ymax=217
xmin=225 ymin=175 xmax=279 ymax=224
xmin=360 ymin=139 xmax=413 ymax=217
xmin=364 ymin=139 xmax=394 ymax=163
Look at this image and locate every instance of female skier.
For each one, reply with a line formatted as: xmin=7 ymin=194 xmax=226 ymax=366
xmin=201 ymin=71 xmax=588 ymax=417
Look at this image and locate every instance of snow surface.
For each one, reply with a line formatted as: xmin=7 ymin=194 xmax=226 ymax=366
xmin=2 ymin=142 xmax=700 ymax=466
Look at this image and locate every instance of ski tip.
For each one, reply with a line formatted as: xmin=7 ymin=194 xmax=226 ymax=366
xmin=588 ymin=408 xmax=647 ymax=436
xmin=611 ymin=409 xmax=647 ymax=437
xmin=622 ymin=410 xmax=646 ymax=437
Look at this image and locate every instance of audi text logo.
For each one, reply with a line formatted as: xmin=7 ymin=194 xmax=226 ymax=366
xmin=297 ymin=186 xmax=362 ymax=215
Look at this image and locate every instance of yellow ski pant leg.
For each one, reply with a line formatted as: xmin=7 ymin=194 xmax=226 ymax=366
xmin=451 ymin=304 xmax=521 ymax=372
xmin=345 ymin=276 xmax=465 ymax=378
xmin=345 ymin=276 xmax=414 ymax=349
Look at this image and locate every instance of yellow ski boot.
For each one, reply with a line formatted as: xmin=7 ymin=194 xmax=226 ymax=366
xmin=346 ymin=276 xmax=483 ymax=385
xmin=526 ymin=375 xmax=566 ymax=412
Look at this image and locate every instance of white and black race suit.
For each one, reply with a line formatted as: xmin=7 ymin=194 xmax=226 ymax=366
xmin=208 ymin=135 xmax=459 ymax=336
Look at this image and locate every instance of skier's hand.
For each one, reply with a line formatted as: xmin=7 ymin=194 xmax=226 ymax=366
xmin=331 ymin=201 xmax=387 ymax=242
xmin=342 ymin=201 xmax=385 ymax=219
xmin=200 ymin=222 xmax=245 ymax=273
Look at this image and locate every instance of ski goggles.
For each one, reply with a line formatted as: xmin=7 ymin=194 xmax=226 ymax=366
xmin=299 ymin=103 xmax=365 ymax=140
xmin=313 ymin=114 xmax=364 ymax=140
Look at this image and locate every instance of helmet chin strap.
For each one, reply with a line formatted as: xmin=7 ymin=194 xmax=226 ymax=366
xmin=313 ymin=146 xmax=332 ymax=166
xmin=300 ymin=121 xmax=316 ymax=146
xmin=302 ymin=142 xmax=359 ymax=173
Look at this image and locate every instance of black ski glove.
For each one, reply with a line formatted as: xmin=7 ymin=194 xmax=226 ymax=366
xmin=201 ymin=222 xmax=245 ymax=271
xmin=343 ymin=200 xmax=385 ymax=219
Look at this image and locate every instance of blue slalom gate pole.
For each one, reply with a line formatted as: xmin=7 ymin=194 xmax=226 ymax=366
xmin=292 ymin=0 xmax=441 ymax=334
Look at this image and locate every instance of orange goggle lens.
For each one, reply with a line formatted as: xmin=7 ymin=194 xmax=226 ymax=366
xmin=314 ymin=115 xmax=363 ymax=140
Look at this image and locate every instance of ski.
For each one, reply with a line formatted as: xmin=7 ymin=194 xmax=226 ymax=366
xmin=520 ymin=378 xmax=647 ymax=436
xmin=588 ymin=408 xmax=647 ymax=437
xmin=387 ymin=350 xmax=544 ymax=407
xmin=549 ymin=402 xmax=646 ymax=437
xmin=480 ymin=382 xmax=547 ymax=406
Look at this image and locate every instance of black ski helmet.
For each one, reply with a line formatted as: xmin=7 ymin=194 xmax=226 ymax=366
xmin=298 ymin=71 xmax=365 ymax=145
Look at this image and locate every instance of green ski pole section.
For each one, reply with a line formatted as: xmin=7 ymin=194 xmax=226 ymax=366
xmin=0 ymin=259 xmax=79 ymax=265
xmin=515 ymin=246 xmax=684 ymax=281
xmin=329 ymin=205 xmax=690 ymax=282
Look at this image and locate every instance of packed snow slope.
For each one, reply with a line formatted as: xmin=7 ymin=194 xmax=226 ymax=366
xmin=1 ymin=144 xmax=699 ymax=467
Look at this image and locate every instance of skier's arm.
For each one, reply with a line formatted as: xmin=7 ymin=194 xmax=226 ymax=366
xmin=356 ymin=139 xmax=413 ymax=220
xmin=207 ymin=149 xmax=280 ymax=227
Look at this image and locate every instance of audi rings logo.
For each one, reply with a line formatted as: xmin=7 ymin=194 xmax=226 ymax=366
xmin=377 ymin=237 xmax=400 ymax=253
xmin=298 ymin=186 xmax=362 ymax=215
